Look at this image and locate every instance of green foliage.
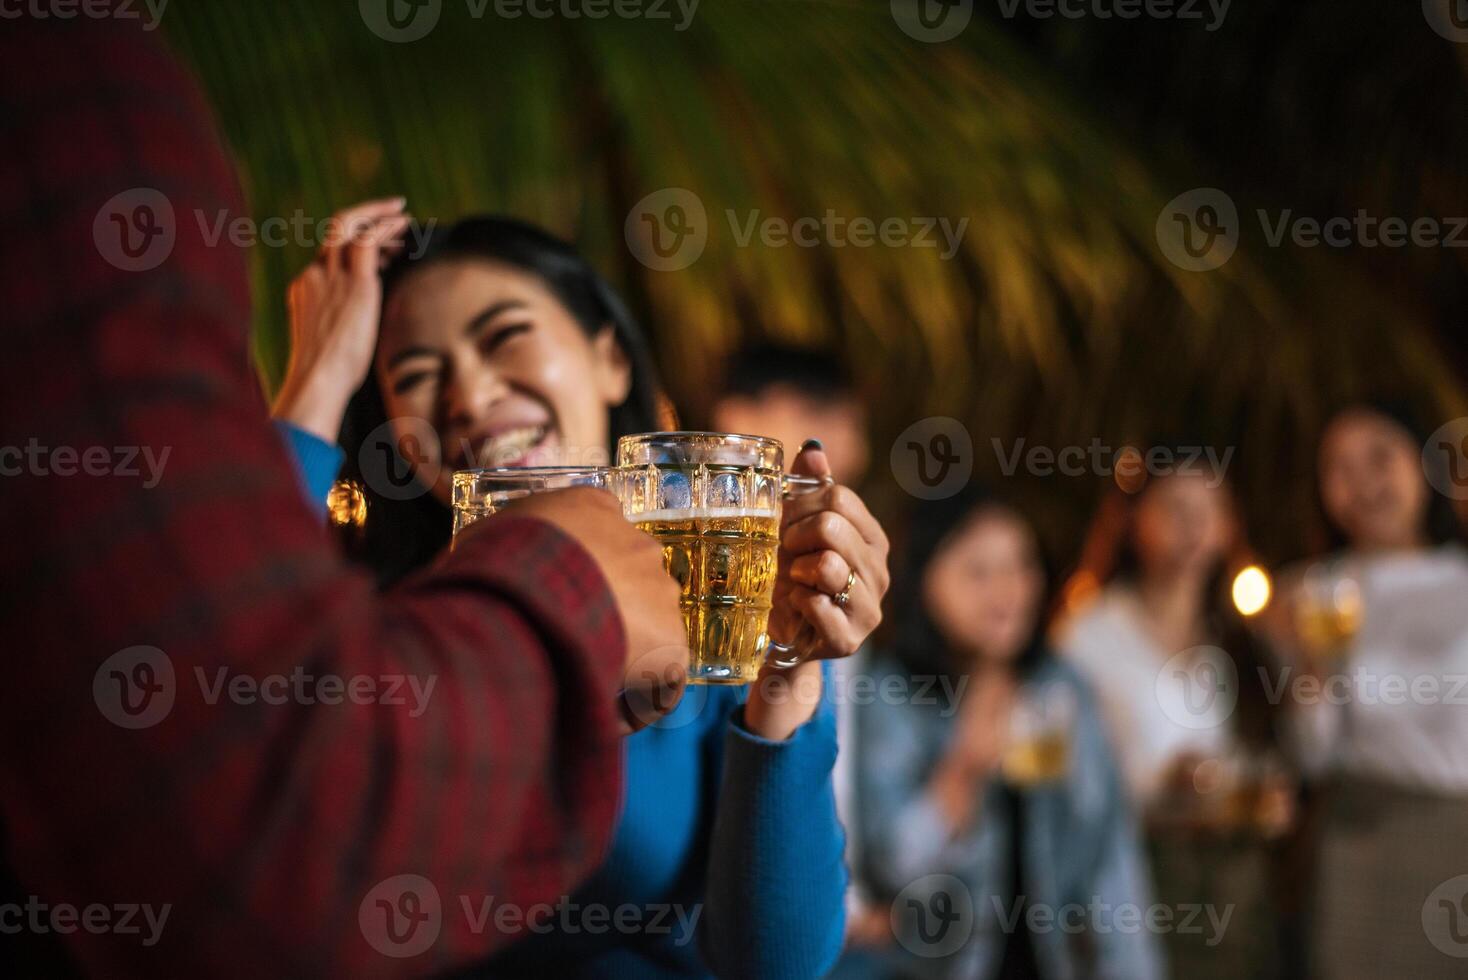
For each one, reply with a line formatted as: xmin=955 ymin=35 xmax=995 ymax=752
xmin=164 ymin=0 xmax=1464 ymax=560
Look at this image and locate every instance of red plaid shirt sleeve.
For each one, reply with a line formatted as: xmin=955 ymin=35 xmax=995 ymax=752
xmin=0 ymin=14 xmax=626 ymax=979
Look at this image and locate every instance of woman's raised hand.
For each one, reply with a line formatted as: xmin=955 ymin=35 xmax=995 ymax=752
xmin=271 ymin=198 xmax=413 ymax=442
xmin=928 ymin=672 xmax=1014 ymax=832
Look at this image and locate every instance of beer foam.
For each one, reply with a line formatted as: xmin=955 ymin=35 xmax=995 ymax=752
xmin=634 ymin=506 xmax=778 ymax=522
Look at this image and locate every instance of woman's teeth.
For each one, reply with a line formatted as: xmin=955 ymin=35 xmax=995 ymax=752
xmin=474 ymin=425 xmax=548 ymax=465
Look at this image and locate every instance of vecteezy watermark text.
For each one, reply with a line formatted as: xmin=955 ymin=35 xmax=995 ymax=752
xmin=0 ymin=440 xmax=169 ymax=487
xmin=196 ymin=667 xmax=437 ymax=718
xmin=359 ymin=874 xmax=701 ymax=959
xmin=889 ymin=873 xmax=1234 ymax=959
xmin=93 ymin=646 xmax=439 ymax=729
xmin=1257 ymin=666 xmax=1468 ymax=709
xmin=1157 ymin=188 xmax=1468 ymax=271
xmin=993 ymin=438 xmax=1233 ymax=487
xmin=624 ymin=189 xmax=969 ymax=271
xmin=993 ymin=0 xmax=1230 ymax=31
xmin=762 ymin=670 xmax=970 ymax=716
xmin=192 ymin=209 xmax=437 ymax=254
xmin=0 ymin=896 xmax=170 ymax=948
xmin=0 ymin=0 xmax=168 ymax=30
xmin=1158 ymin=647 xmax=1468 ymax=732
xmin=725 ymin=210 xmax=968 ymax=260
xmin=890 ymin=0 xmax=1227 ymax=44
xmin=459 ymin=895 xmax=700 ymax=944
xmin=990 ymin=896 xmax=1233 ymax=946
xmin=358 ymin=0 xmax=698 ymax=43
xmin=624 ymin=664 xmax=973 ymax=730
xmin=94 ymin=187 xmax=439 ymax=273
xmin=481 ymin=0 xmax=697 ymax=29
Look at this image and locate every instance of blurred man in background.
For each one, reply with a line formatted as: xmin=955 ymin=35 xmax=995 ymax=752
xmin=710 ymin=344 xmax=870 ymax=489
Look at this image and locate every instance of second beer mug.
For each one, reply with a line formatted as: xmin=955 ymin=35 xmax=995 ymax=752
xmin=617 ymin=432 xmax=826 ymax=685
xmin=451 ymin=466 xmax=612 ymax=538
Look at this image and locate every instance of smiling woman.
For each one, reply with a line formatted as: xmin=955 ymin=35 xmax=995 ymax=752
xmin=322 ymin=214 xmax=666 ymax=582
xmin=380 ymin=265 xmax=625 ymax=488
xmin=268 ymin=202 xmax=886 ymax=978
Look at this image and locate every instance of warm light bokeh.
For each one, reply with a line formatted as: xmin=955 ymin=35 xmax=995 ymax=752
xmin=1231 ymin=564 xmax=1272 ymax=617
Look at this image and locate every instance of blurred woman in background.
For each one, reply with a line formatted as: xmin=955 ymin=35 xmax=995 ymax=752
xmin=1273 ymin=402 xmax=1468 ymax=979
xmin=854 ymin=488 xmax=1161 ymax=979
xmin=1056 ymin=458 xmax=1294 ymax=980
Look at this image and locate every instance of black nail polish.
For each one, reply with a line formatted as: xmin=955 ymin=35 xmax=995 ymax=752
xmin=801 ymin=438 xmax=824 ymax=452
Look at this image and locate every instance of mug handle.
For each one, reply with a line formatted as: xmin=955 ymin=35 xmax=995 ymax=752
xmin=781 ymin=474 xmax=832 ymax=498
xmin=766 ymin=624 xmax=817 ymax=670
xmin=766 ymin=473 xmax=834 ymax=667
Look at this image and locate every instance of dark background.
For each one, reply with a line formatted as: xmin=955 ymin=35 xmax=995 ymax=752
xmin=163 ymin=0 xmax=1468 ymax=569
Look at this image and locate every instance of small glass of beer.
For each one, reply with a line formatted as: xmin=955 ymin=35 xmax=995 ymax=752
xmin=1001 ymin=682 xmax=1076 ymax=787
xmin=1294 ymin=560 xmax=1363 ymax=662
xmin=616 ymin=432 xmax=827 ymax=684
xmin=451 ymin=466 xmax=612 ymax=540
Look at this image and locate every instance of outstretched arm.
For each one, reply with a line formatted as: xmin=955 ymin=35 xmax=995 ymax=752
xmin=0 ymin=16 xmax=628 ymax=978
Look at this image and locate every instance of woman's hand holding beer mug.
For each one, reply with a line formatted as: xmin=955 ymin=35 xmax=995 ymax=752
xmin=747 ymin=442 xmax=891 ymax=740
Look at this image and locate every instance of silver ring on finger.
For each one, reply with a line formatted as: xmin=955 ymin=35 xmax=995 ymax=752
xmin=832 ymin=569 xmax=856 ymax=610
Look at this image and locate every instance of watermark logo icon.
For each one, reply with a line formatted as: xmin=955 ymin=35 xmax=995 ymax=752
xmin=94 ymin=189 xmax=176 ymax=272
xmin=1156 ymin=188 xmax=1239 ymax=271
xmin=1156 ymin=646 xmax=1238 ymax=729
xmin=1423 ymin=874 xmax=1468 ymax=957
xmin=94 ymin=646 xmax=175 ymax=729
xmin=360 ymin=874 xmax=442 ymax=958
xmin=892 ymin=874 xmax=973 ymax=958
xmin=621 ymin=644 xmax=698 ymax=731
xmin=892 ymin=0 xmax=973 ymax=43
xmin=360 ymin=0 xmax=442 ymax=42
xmin=891 ymin=417 xmax=973 ymax=500
xmin=359 ymin=417 xmax=441 ymax=501
xmin=625 ymin=188 xmax=708 ymax=271
xmin=1423 ymin=417 xmax=1468 ymax=501
xmin=1424 ymin=0 xmax=1468 ymax=42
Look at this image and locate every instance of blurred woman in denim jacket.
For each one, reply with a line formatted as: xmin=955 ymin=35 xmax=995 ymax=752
xmin=852 ymin=489 xmax=1162 ymax=980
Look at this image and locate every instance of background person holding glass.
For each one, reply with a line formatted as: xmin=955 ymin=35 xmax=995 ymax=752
xmin=1263 ymin=401 xmax=1468 ymax=979
xmin=853 ymin=488 xmax=1160 ymax=979
xmin=271 ymin=205 xmax=891 ymax=978
xmin=1057 ymin=461 xmax=1295 ymax=980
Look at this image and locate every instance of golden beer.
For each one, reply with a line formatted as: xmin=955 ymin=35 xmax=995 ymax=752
xmin=1001 ymin=683 xmax=1075 ymax=787
xmin=617 ymin=431 xmax=824 ymax=684
xmin=1294 ymin=565 xmax=1363 ymax=661
xmin=1295 ymin=598 xmax=1362 ymax=661
xmin=637 ymin=508 xmax=780 ymax=684
xmin=1001 ymin=730 xmax=1070 ymax=786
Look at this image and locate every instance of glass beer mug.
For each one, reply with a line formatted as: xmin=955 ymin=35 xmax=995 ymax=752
xmin=1294 ymin=560 xmax=1363 ymax=662
xmin=617 ymin=432 xmax=827 ymax=685
xmin=1001 ymin=682 xmax=1076 ymax=787
xmin=451 ymin=466 xmax=612 ymax=539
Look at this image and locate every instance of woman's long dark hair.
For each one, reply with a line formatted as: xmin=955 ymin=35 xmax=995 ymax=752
xmin=336 ymin=216 xmax=664 ymax=585
xmin=892 ymin=484 xmax=1054 ymax=684
xmin=1076 ymin=458 xmax=1280 ymax=749
xmin=1316 ymin=397 xmax=1467 ymax=552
